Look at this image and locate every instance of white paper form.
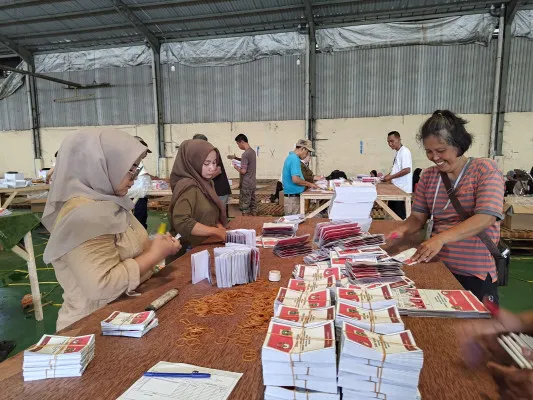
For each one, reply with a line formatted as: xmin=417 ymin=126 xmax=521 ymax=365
xmin=118 ymin=362 xmax=243 ymax=400
xmin=191 ymin=250 xmax=211 ymax=284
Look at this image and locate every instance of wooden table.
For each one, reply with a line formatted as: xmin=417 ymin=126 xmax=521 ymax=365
xmin=0 ymin=217 xmax=497 ymax=400
xmin=300 ymin=183 xmax=411 ymax=220
xmin=0 ymin=184 xmax=49 ymax=209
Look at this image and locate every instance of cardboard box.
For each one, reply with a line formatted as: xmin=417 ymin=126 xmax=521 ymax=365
xmin=4 ymin=172 xmax=23 ymax=182
xmin=503 ymin=196 xmax=533 ymax=231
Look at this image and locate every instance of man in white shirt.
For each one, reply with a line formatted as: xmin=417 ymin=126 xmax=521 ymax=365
xmin=383 ymin=131 xmax=412 ymax=220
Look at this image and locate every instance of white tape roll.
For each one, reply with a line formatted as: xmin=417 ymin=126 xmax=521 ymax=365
xmin=269 ymin=270 xmax=281 ymax=282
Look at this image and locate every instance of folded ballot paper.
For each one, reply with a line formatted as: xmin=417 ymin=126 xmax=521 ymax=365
xmin=101 ymin=311 xmax=158 ymax=338
xmin=313 ymin=221 xmax=362 ymax=248
xmin=273 ymin=305 xmax=335 ymax=327
xmin=338 ymin=323 xmax=424 ymax=400
xmin=273 ymin=234 xmax=313 ymax=258
xmin=214 ymin=244 xmax=260 ymax=288
xmin=392 ymin=288 xmax=490 ymax=318
xmin=336 ymin=285 xmax=396 ymax=310
xmin=262 ymin=320 xmax=338 ymax=394
xmin=226 ymin=229 xmax=256 ymax=247
xmin=274 ymin=288 xmax=331 ymax=314
xmin=191 ymin=249 xmax=212 ymax=284
xmin=265 ymin=386 xmax=340 ymax=400
xmin=262 ymin=223 xmax=298 ymax=238
xmin=335 ymin=301 xmax=405 ymax=335
xmin=23 ymin=334 xmax=95 ymax=381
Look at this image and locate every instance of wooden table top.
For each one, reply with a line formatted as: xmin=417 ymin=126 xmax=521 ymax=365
xmin=301 ymin=183 xmax=409 ymax=199
xmin=0 ymin=184 xmax=49 ymax=194
xmin=0 ymin=217 xmax=497 ymax=400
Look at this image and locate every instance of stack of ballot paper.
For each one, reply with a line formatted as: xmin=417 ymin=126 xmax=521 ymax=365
xmin=191 ymin=249 xmax=212 ymax=284
xmin=273 ymin=234 xmax=313 ymax=258
xmin=262 ymin=223 xmax=297 ymax=238
xmin=276 ymin=214 xmax=306 ymax=225
xmin=313 ymin=221 xmax=362 ymax=248
xmin=304 ymin=248 xmax=331 ymax=264
xmin=335 ymin=301 xmax=404 ymax=335
xmin=226 ymin=229 xmax=257 ymax=246
xmin=345 ymin=262 xmax=405 ymax=282
xmin=273 ymin=305 xmax=336 ymax=327
xmin=287 ymin=278 xmax=336 ymax=295
xmin=392 ymin=288 xmax=490 ymax=318
xmin=23 ymin=334 xmax=95 ymax=381
xmin=334 ymin=246 xmax=388 ymax=264
xmin=293 ymin=265 xmax=344 ymax=282
xmin=337 ymin=285 xmax=396 ymax=309
xmin=231 ymin=159 xmax=241 ymax=168
xmin=262 ymin=320 xmax=338 ymax=394
xmin=334 ymin=233 xmax=386 ymax=249
xmin=100 ymin=311 xmax=158 ymax=338
xmin=274 ymin=288 xmax=332 ymax=314
xmin=338 ymin=323 xmax=424 ymax=400
xmin=214 ymin=245 xmax=260 ymax=288
xmin=498 ymin=333 xmax=533 ymax=369
xmin=265 ymin=386 xmax=340 ymax=400
xmin=349 ymin=276 xmax=416 ymax=290
xmin=329 ymin=182 xmax=377 ymax=220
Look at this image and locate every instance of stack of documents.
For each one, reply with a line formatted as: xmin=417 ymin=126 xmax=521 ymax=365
xmin=262 ymin=320 xmax=338 ymax=394
xmin=23 ymin=334 xmax=95 ymax=381
xmin=313 ymin=221 xmax=362 ymax=248
xmin=265 ymin=386 xmax=340 ymax=400
xmin=293 ymin=265 xmax=343 ymax=282
xmin=498 ymin=333 xmax=533 ymax=369
xmin=345 ymin=262 xmax=405 ymax=283
xmin=304 ymin=248 xmax=331 ymax=264
xmin=101 ymin=311 xmax=158 ymax=338
xmin=338 ymin=323 xmax=424 ymax=400
xmin=335 ymin=301 xmax=404 ymax=335
xmin=262 ymin=223 xmax=297 ymax=238
xmin=392 ymin=288 xmax=490 ymax=318
xmin=287 ymin=277 xmax=336 ymax=295
xmin=334 ymin=233 xmax=386 ymax=249
xmin=214 ymin=245 xmax=260 ymax=288
xmin=336 ymin=285 xmax=396 ymax=309
xmin=226 ymin=229 xmax=257 ymax=247
xmin=273 ymin=234 xmax=313 ymax=258
xmin=274 ymin=288 xmax=331 ymax=314
xmin=231 ymin=159 xmax=241 ymax=168
xmin=273 ymin=305 xmax=335 ymax=327
xmin=329 ymin=182 xmax=377 ymax=220
xmin=333 ymin=245 xmax=387 ymax=264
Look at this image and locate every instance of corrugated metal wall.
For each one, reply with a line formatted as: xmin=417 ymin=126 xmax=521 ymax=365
xmin=36 ymin=65 xmax=154 ymax=127
xmin=506 ymin=37 xmax=533 ymax=112
xmin=316 ymin=41 xmax=497 ymax=119
xmin=0 ymin=81 xmax=30 ymax=130
xmin=162 ymin=54 xmax=305 ymax=123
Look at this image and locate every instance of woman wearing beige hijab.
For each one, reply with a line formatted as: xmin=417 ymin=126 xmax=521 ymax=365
xmin=43 ymin=128 xmax=181 ymax=331
xmin=169 ymin=139 xmax=227 ymax=260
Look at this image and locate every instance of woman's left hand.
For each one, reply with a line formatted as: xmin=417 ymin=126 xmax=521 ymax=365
xmin=411 ymin=236 xmax=444 ymax=263
xmin=488 ymin=362 xmax=533 ymax=400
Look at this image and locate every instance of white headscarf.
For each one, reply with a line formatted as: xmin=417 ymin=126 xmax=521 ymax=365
xmin=43 ymin=128 xmax=147 ymax=263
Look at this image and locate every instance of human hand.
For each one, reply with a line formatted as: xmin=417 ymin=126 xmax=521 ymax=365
xmin=150 ymin=233 xmax=182 ymax=259
xmin=383 ymin=174 xmax=392 ymax=183
xmin=212 ymin=225 xmax=227 ymax=242
xmin=233 ymin=165 xmax=240 ymax=172
xmin=386 ymin=229 xmax=407 ymax=242
xmin=411 ymin=236 xmax=444 ymax=263
xmin=227 ymin=154 xmax=236 ymax=160
xmin=488 ymin=362 xmax=533 ymax=400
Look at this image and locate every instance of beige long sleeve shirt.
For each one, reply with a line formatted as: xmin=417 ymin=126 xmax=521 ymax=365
xmin=52 ymin=197 xmax=149 ymax=331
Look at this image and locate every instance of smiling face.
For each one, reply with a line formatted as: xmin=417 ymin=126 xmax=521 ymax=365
xmin=201 ymin=150 xmax=218 ymax=180
xmin=423 ymin=134 xmax=463 ymax=173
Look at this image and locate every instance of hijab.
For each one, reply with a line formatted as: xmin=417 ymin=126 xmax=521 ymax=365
xmin=43 ymin=128 xmax=147 ymax=263
xmin=170 ymin=139 xmax=227 ymax=226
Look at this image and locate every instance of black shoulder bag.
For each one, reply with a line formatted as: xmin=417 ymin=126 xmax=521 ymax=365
xmin=440 ymin=172 xmax=510 ymax=286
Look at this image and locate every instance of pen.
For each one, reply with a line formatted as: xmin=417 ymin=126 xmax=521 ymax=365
xmin=143 ymin=371 xmax=211 ymax=378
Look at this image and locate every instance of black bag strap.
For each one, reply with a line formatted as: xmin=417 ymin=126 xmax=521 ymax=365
xmin=439 ymin=172 xmax=502 ymax=258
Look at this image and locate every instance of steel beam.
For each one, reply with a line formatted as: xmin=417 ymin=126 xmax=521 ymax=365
xmin=25 ymin=60 xmax=41 ymax=160
xmin=0 ymin=8 xmax=116 ymax=27
xmin=151 ymin=48 xmax=165 ymax=165
xmin=0 ymin=33 xmax=32 ymax=61
xmin=0 ymin=64 xmax=85 ymax=88
xmin=303 ymin=0 xmax=316 ymax=147
xmin=111 ymin=0 xmax=159 ymax=50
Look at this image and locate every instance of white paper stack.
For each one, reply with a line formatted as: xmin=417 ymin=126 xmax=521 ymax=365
xmin=23 ymin=334 xmax=95 ymax=381
xmin=338 ymin=323 xmax=424 ymax=400
xmin=100 ymin=311 xmax=158 ymax=338
xmin=274 ymin=288 xmax=332 ymax=314
xmin=226 ymin=229 xmax=257 ymax=246
xmin=262 ymin=320 xmax=338 ymax=394
xmin=392 ymin=288 xmax=490 ymax=318
xmin=336 ymin=285 xmax=396 ymax=310
xmin=231 ymin=159 xmax=241 ymax=168
xmin=265 ymin=386 xmax=340 ymax=400
xmin=214 ymin=245 xmax=260 ymax=288
xmin=329 ymin=182 xmax=377 ymax=220
xmin=273 ymin=305 xmax=335 ymax=327
xmin=335 ymin=301 xmax=404 ymax=335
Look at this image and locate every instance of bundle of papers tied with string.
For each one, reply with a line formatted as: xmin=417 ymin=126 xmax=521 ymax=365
xmin=214 ymin=245 xmax=260 ymax=288
xmin=274 ymin=288 xmax=332 ymax=314
xmin=273 ymin=305 xmax=335 ymax=327
xmin=338 ymin=323 xmax=424 ymax=400
xmin=335 ymin=301 xmax=404 ymax=335
xmin=336 ymin=285 xmax=396 ymax=309
xmin=23 ymin=334 xmax=95 ymax=381
xmin=262 ymin=320 xmax=338 ymax=394
xmin=101 ymin=311 xmax=158 ymax=338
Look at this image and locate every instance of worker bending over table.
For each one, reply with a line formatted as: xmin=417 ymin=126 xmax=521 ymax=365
xmin=42 ymin=129 xmax=181 ymax=331
xmin=169 ymin=139 xmax=227 ymax=262
xmin=388 ymin=110 xmax=504 ymax=303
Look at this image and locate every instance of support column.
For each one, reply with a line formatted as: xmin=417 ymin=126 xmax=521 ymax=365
xmin=25 ymin=58 xmax=42 ymax=175
xmin=151 ymin=47 xmax=165 ymax=176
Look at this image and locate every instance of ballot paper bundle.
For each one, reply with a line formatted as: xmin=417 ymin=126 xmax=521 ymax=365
xmin=274 ymin=288 xmax=332 ymax=314
xmin=262 ymin=320 xmax=338 ymax=394
xmin=335 ymin=301 xmax=405 ymax=335
xmin=334 ymin=234 xmax=386 ymax=250
xmin=303 ymin=248 xmax=331 ymax=264
xmin=100 ymin=311 xmax=158 ymax=338
xmin=328 ymin=182 xmax=377 ymax=220
xmin=392 ymin=288 xmax=490 ymax=318
xmin=338 ymin=323 xmax=424 ymax=400
xmin=498 ymin=333 xmax=533 ymax=369
xmin=273 ymin=305 xmax=335 ymax=327
xmin=226 ymin=229 xmax=257 ymax=247
xmin=345 ymin=262 xmax=405 ymax=283
xmin=273 ymin=234 xmax=313 ymax=258
xmin=214 ymin=245 xmax=260 ymax=288
xmin=313 ymin=221 xmax=362 ymax=248
xmin=292 ymin=265 xmax=347 ymax=284
xmin=265 ymin=386 xmax=340 ymax=400
xmin=287 ymin=278 xmax=336 ymax=293
xmin=349 ymin=276 xmax=416 ymax=290
xmin=336 ymin=285 xmax=396 ymax=310
xmin=334 ymin=246 xmax=388 ymax=265
xmin=23 ymin=334 xmax=95 ymax=381
xmin=262 ymin=223 xmax=297 ymax=238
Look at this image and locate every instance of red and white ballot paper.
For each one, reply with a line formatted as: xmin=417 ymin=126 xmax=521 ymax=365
xmin=273 ymin=305 xmax=336 ymax=328
xmin=100 ymin=311 xmax=158 ymax=338
xmin=336 ymin=284 xmax=397 ymax=310
xmin=392 ymin=288 xmax=490 ymax=318
xmin=274 ymin=288 xmax=332 ymax=314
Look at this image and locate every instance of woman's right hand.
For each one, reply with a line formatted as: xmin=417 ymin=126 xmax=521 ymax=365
xmin=150 ymin=234 xmax=182 ymax=259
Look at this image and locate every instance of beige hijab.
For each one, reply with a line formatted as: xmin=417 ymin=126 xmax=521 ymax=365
xmin=43 ymin=128 xmax=147 ymax=263
xmin=170 ymin=139 xmax=227 ymax=226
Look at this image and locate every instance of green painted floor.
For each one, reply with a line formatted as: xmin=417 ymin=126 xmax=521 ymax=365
xmin=1 ymin=211 xmax=532 ymax=360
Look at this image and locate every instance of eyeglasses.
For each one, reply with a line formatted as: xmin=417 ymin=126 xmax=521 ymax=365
xmin=128 ymin=165 xmax=143 ymax=180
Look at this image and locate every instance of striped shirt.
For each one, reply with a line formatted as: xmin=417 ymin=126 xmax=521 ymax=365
xmin=413 ymin=158 xmax=504 ymax=281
